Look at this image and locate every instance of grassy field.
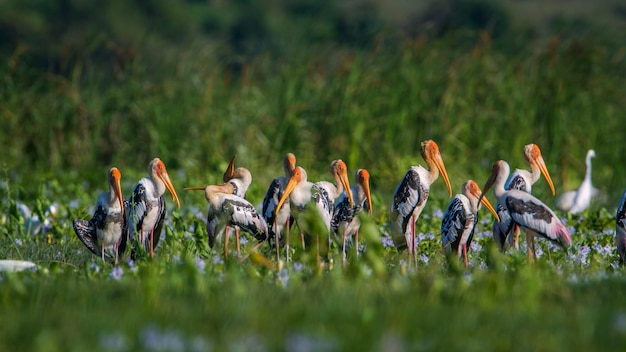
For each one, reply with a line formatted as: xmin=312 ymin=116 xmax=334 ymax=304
xmin=2 ymin=0 xmax=626 ymax=350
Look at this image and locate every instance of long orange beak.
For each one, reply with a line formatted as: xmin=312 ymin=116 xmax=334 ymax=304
xmin=184 ymin=186 xmax=206 ymax=191
xmin=469 ymin=182 xmax=499 ymax=222
xmin=435 ymin=153 xmax=453 ymax=198
xmin=337 ymin=162 xmax=354 ymax=208
xmin=360 ymin=170 xmax=372 ymax=216
xmin=110 ymin=167 xmax=124 ymax=216
xmin=159 ymin=170 xmax=180 ymax=208
xmin=535 ymin=156 xmax=556 ymax=196
xmin=223 ymin=155 xmax=237 ymax=182
xmin=275 ymin=168 xmax=301 ymax=216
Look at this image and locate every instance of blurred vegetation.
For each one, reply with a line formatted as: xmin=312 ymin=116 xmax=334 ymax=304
xmin=1 ymin=0 xmax=625 ymax=209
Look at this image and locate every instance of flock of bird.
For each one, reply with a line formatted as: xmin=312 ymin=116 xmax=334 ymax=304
xmin=73 ymin=141 xmax=622 ymax=268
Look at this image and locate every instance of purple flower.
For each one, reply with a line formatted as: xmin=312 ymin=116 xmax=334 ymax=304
xmin=110 ymin=266 xmax=124 ymax=281
xmin=195 ymin=257 xmax=206 ymax=273
xmin=432 ymin=208 xmax=444 ymax=219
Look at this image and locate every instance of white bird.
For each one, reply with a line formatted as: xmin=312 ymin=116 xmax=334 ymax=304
xmin=557 ymin=149 xmax=598 ymax=214
xmin=442 ymin=180 xmax=499 ymax=268
xmin=481 ymin=160 xmax=571 ymax=262
xmin=73 ymin=167 xmax=126 ymax=264
xmin=390 ymin=140 xmax=452 ymax=256
xmin=126 ymin=158 xmax=180 ymax=259
xmin=331 ymin=169 xmax=372 ymax=259
xmin=616 ymin=190 xmax=626 ymax=264
xmin=187 ymin=183 xmax=268 ymax=257
xmin=222 ymin=155 xmax=252 ymax=199
xmin=493 ymin=144 xmax=556 ymax=251
xmin=262 ymin=153 xmax=297 ymax=259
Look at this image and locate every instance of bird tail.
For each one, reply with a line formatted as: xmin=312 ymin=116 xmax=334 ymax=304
xmin=555 ymin=221 xmax=572 ymax=248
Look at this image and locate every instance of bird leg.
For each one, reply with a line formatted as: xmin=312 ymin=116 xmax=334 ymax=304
xmin=236 ymin=227 xmax=241 ymax=257
xmin=355 ymin=230 xmax=359 ymax=258
xmin=463 ymin=243 xmax=469 ymax=269
xmin=531 ymin=235 xmax=537 ymax=261
xmin=513 ymin=225 xmax=520 ymax=250
xmin=102 ymin=242 xmax=105 ymax=263
xmin=526 ymin=232 xmax=534 ymax=263
xmin=273 ymin=219 xmax=281 ymax=263
xmin=149 ymin=228 xmax=155 ymax=258
xmin=224 ymin=226 xmax=230 ymax=258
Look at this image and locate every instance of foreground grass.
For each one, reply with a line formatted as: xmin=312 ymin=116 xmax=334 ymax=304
xmin=1 ymin=186 xmax=625 ymax=351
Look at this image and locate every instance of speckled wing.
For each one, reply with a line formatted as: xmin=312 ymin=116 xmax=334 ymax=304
xmin=441 ymin=196 xmax=467 ymax=255
xmin=616 ymin=190 xmax=626 ymax=263
xmin=311 ymin=183 xmax=332 ymax=231
xmin=331 ymin=192 xmax=354 ymax=234
xmin=225 ymin=196 xmax=268 ymax=242
xmin=151 ymin=196 xmax=166 ymax=250
xmin=262 ymin=178 xmax=283 ymax=242
xmin=505 ymin=174 xmax=530 ymax=192
xmin=390 ymin=168 xmax=426 ymax=249
xmin=505 ymin=191 xmax=570 ymax=247
xmin=126 ymin=182 xmax=148 ymax=242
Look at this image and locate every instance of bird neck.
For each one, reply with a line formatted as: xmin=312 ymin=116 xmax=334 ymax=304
xmin=584 ymin=155 xmax=593 ymax=181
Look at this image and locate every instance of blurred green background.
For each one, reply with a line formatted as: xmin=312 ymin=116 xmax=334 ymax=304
xmin=1 ymin=0 xmax=625 ymax=209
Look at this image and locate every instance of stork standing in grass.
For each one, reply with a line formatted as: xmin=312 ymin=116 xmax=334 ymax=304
xmin=481 ymin=160 xmax=571 ymax=262
xmin=331 ymin=168 xmax=372 ymax=259
xmin=262 ymin=153 xmax=297 ymax=260
xmin=186 ymin=183 xmax=268 ymax=257
xmin=390 ymin=140 xmax=452 ymax=258
xmin=493 ymin=144 xmax=556 ymax=251
xmin=126 ymin=158 xmax=180 ymax=259
xmin=73 ymin=167 xmax=127 ymax=264
xmin=442 ymin=180 xmax=499 ymax=268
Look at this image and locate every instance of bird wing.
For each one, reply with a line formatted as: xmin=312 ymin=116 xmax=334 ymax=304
xmin=151 ymin=196 xmax=166 ymax=250
xmin=225 ymin=197 xmax=268 ymax=242
xmin=126 ymin=182 xmax=148 ymax=241
xmin=493 ymin=202 xmax=516 ymax=250
xmin=262 ymin=178 xmax=282 ymax=239
xmin=311 ymin=183 xmax=332 ymax=230
xmin=72 ymin=218 xmax=102 ymax=257
xmin=505 ymin=193 xmax=570 ymax=246
xmin=506 ymin=173 xmax=530 ymax=192
xmin=331 ymin=192 xmax=354 ymax=234
xmin=390 ymin=168 xmax=427 ymax=248
xmin=441 ymin=196 xmax=467 ymax=255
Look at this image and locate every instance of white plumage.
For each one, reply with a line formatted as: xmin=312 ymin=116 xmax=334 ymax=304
xmin=442 ymin=180 xmax=499 ymax=268
xmin=557 ymin=149 xmax=598 ymax=214
xmin=482 ymin=160 xmax=571 ymax=262
xmin=390 ymin=140 xmax=452 ymax=256
xmin=493 ymin=144 xmax=555 ymax=251
xmin=73 ymin=167 xmax=126 ymax=263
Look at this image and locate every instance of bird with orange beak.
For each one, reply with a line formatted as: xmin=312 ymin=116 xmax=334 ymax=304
xmin=73 ymin=167 xmax=127 ymax=264
xmin=126 ymin=158 xmax=180 ymax=259
xmin=390 ymin=140 xmax=452 ymax=259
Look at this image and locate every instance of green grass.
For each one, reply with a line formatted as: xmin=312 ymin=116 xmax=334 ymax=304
xmin=2 ymin=1 xmax=626 ymax=350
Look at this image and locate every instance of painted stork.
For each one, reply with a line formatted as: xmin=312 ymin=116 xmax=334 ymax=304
xmin=390 ymin=140 xmax=452 ymax=256
xmin=126 ymin=158 xmax=180 ymax=259
xmin=186 ymin=183 xmax=268 ymax=257
xmin=481 ymin=160 xmax=571 ymax=262
xmin=331 ymin=169 xmax=372 ymax=259
xmin=557 ymin=149 xmax=598 ymax=214
xmin=222 ymin=155 xmax=252 ymax=199
xmin=262 ymin=153 xmax=297 ymax=259
xmin=493 ymin=144 xmax=556 ymax=251
xmin=441 ymin=180 xmax=499 ymax=268
xmin=616 ymin=190 xmax=626 ymax=264
xmin=275 ymin=165 xmax=336 ymax=255
xmin=311 ymin=160 xmax=354 ymax=241
xmin=73 ymin=167 xmax=127 ymax=264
